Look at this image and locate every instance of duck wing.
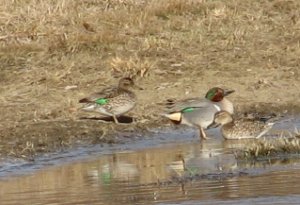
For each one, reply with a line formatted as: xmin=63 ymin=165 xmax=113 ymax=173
xmin=166 ymin=97 xmax=217 ymax=113
xmin=79 ymin=86 xmax=119 ymax=103
xmin=180 ymin=103 xmax=221 ymax=129
xmin=234 ymin=119 xmax=274 ymax=138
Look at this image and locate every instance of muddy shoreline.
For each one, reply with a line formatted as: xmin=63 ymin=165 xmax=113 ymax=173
xmin=1 ymin=103 xmax=300 ymax=160
xmin=1 ymin=0 xmax=300 ymax=160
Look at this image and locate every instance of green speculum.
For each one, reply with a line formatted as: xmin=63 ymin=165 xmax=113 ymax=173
xmin=96 ymin=98 xmax=108 ymax=105
xmin=182 ymin=107 xmax=194 ymax=113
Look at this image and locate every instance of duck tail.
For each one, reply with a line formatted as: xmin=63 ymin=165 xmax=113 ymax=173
xmin=164 ymin=98 xmax=176 ymax=107
xmin=79 ymin=98 xmax=92 ymax=103
xmin=156 ymin=98 xmax=176 ymax=109
xmin=162 ymin=112 xmax=182 ymax=124
xmin=262 ymin=113 xmax=284 ymax=125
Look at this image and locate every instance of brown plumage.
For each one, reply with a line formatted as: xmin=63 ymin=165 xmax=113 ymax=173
xmin=79 ymin=77 xmax=142 ymax=123
xmin=212 ymin=111 xmax=275 ymax=140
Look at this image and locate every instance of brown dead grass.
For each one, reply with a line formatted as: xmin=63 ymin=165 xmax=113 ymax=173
xmin=1 ymin=0 xmax=300 ymax=158
xmin=237 ymin=135 xmax=300 ymax=160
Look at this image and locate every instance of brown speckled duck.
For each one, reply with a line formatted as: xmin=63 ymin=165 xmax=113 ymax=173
xmin=79 ymin=77 xmax=142 ymax=123
xmin=212 ymin=111 xmax=275 ymax=140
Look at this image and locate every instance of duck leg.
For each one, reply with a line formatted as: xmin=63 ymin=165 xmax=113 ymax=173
xmin=112 ymin=115 xmax=119 ymax=124
xmin=199 ymin=127 xmax=209 ymax=140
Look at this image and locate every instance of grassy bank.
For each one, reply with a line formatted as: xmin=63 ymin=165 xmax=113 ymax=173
xmin=1 ymin=0 xmax=300 ymax=159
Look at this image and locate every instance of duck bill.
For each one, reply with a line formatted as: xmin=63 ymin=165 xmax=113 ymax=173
xmin=224 ymin=89 xmax=235 ymax=96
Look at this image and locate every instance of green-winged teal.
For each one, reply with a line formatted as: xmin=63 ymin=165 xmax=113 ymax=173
xmin=205 ymin=87 xmax=235 ymax=115
xmin=164 ymin=87 xmax=235 ymax=140
xmin=212 ymin=111 xmax=274 ymax=140
xmin=79 ymin=77 xmax=142 ymax=123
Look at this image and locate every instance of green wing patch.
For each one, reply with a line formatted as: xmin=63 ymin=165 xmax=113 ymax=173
xmin=182 ymin=107 xmax=194 ymax=113
xmin=96 ymin=98 xmax=108 ymax=105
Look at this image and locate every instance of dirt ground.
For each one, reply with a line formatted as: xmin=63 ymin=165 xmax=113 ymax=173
xmin=1 ymin=0 xmax=300 ymax=159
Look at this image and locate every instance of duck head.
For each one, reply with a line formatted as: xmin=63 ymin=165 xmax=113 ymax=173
xmin=213 ymin=111 xmax=233 ymax=125
xmin=119 ymin=77 xmax=143 ymax=90
xmin=205 ymin=87 xmax=235 ymax=102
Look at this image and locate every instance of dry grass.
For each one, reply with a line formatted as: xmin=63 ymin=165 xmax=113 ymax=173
xmin=237 ymin=134 xmax=300 ymax=160
xmin=110 ymin=55 xmax=156 ymax=77
xmin=1 ymin=0 xmax=300 ymax=158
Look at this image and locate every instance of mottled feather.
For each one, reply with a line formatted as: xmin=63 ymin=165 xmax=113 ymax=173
xmin=79 ymin=87 xmax=123 ymax=103
xmin=78 ymin=78 xmax=139 ymax=120
xmin=213 ymin=111 xmax=275 ymax=140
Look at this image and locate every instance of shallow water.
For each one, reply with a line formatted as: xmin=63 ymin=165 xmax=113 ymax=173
xmin=1 ymin=116 xmax=300 ymax=205
xmin=2 ymin=141 xmax=300 ymax=205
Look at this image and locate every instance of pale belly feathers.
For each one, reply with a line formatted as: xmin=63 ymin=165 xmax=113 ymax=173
xmin=81 ymin=102 xmax=136 ymax=116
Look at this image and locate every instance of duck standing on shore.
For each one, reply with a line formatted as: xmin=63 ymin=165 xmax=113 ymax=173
xmin=163 ymin=87 xmax=235 ymax=140
xmin=79 ymin=77 xmax=142 ymax=124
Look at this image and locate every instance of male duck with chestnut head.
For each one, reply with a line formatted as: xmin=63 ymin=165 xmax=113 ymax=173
xmin=164 ymin=87 xmax=235 ymax=140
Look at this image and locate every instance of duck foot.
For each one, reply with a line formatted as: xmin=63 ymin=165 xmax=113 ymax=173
xmin=199 ymin=127 xmax=210 ymax=140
